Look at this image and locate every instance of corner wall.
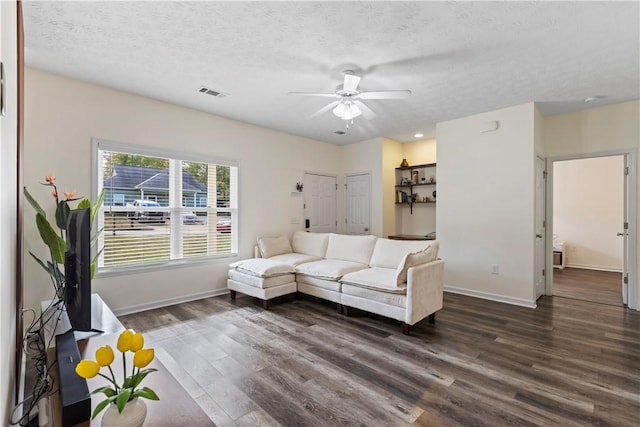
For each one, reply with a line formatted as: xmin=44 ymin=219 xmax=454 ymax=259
xmin=436 ymin=103 xmax=537 ymax=307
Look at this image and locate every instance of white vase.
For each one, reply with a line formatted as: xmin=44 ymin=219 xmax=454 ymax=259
xmin=101 ymin=398 xmax=147 ymax=427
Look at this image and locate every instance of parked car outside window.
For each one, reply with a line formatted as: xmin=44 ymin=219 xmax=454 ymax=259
xmin=127 ymin=200 xmax=167 ymax=223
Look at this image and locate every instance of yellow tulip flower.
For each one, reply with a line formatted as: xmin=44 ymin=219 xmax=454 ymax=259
xmin=133 ymin=348 xmax=154 ymax=369
xmin=75 ymin=360 xmax=100 ymax=379
xmin=130 ymin=333 xmax=144 ymax=352
xmin=117 ymin=329 xmax=133 ymax=352
xmin=95 ymin=345 xmax=114 ymax=367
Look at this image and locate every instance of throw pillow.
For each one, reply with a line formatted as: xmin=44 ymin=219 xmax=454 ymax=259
xmin=257 ymin=235 xmax=293 ymax=258
xmin=395 ymin=241 xmax=439 ymax=285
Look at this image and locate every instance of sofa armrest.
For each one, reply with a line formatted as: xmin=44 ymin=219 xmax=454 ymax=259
xmin=405 ymin=259 xmax=444 ymax=325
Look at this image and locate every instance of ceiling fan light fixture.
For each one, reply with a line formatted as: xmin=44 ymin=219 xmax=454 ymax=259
xmin=334 ymin=101 xmax=362 ymax=121
xmin=333 ymin=102 xmax=346 ymax=117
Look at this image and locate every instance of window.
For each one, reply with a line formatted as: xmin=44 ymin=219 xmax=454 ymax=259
xmin=95 ymin=140 xmax=237 ymax=272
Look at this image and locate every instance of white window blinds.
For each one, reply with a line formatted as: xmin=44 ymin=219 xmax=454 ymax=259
xmin=95 ymin=140 xmax=237 ymax=271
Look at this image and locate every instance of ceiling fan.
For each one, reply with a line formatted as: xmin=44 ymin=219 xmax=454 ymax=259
xmin=288 ymin=70 xmax=411 ymax=126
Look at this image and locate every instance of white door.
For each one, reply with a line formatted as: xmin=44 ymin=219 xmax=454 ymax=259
xmin=304 ymin=173 xmax=337 ymax=233
xmin=346 ymin=173 xmax=371 ymax=235
xmin=535 ymin=156 xmax=546 ymax=299
xmin=621 ymin=154 xmax=630 ymax=305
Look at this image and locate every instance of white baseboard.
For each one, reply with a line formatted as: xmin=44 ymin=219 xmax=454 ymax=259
xmin=112 ymin=288 xmax=230 ymax=316
xmin=565 ymin=263 xmax=623 ymax=273
xmin=444 ymin=285 xmax=537 ymax=308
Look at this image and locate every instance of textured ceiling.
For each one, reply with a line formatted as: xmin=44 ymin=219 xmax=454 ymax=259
xmin=22 ymin=1 xmax=640 ymax=145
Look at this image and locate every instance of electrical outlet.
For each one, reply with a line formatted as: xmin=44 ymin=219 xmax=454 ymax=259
xmin=491 ymin=264 xmax=499 ymax=275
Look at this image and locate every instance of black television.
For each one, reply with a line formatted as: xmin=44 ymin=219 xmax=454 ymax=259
xmin=64 ymin=208 xmax=92 ymax=332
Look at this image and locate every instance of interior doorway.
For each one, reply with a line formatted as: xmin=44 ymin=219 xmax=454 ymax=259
xmin=547 ymin=152 xmax=636 ymax=308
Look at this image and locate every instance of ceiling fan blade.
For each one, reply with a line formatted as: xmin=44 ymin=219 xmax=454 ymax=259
xmin=343 ymin=74 xmax=361 ymax=92
xmin=354 ymin=101 xmax=376 ymax=120
xmin=309 ymin=100 xmax=341 ymax=118
xmin=288 ymin=92 xmax=340 ymax=98
xmin=359 ymin=90 xmax=412 ymax=100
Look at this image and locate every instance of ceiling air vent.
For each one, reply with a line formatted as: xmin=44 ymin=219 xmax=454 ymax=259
xmin=198 ymin=87 xmax=226 ymax=98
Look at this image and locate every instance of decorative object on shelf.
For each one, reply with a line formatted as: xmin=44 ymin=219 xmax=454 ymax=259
xmin=75 ymin=329 xmax=159 ymax=423
xmin=411 ymin=170 xmax=419 ymax=184
xmin=432 ymin=190 xmax=437 ymax=199
xmin=295 ymin=182 xmax=304 ymax=192
xmin=400 ymin=177 xmax=410 ymax=185
xmin=421 ymin=177 xmax=426 ymax=183
xmin=400 ymin=158 xmax=409 ymax=168
xmin=24 ymin=174 xmax=105 ymax=300
xmin=429 ymin=176 xmax=435 ymax=183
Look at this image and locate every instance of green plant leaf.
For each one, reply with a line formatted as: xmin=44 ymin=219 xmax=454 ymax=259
xmin=28 ymin=251 xmax=50 ymax=273
xmin=36 ymin=213 xmax=66 ymax=264
xmin=91 ymin=227 xmax=105 ymax=247
xmin=116 ymin=389 xmax=132 ymax=413
xmin=138 ymin=386 xmax=159 ymax=401
xmin=24 ymin=187 xmax=46 ymax=218
xmin=89 ymin=386 xmax=116 ymax=398
xmin=55 ymin=201 xmax=71 ymax=230
xmin=91 ymin=262 xmax=97 ymax=279
xmin=91 ymin=189 xmax=105 ymax=226
xmin=91 ymin=397 xmax=115 ymax=420
xmin=77 ymin=198 xmax=92 ymax=210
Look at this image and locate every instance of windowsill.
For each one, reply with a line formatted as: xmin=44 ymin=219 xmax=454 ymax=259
xmin=95 ymin=253 xmax=238 ymax=278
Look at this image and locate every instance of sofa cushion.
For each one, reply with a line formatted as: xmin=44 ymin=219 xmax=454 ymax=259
xmin=341 ymin=268 xmax=407 ymax=294
xmin=292 ymin=230 xmax=330 ymax=258
xmin=228 ymin=269 xmax=295 ymax=289
xmin=341 ymin=284 xmax=407 ymax=308
xmin=325 ymin=234 xmax=377 ymax=265
xmin=268 ymin=253 xmax=321 ymax=266
xmin=396 ymin=241 xmax=439 ymax=285
xmin=229 ymin=258 xmax=295 ymax=278
xmin=257 ymin=235 xmax=292 ymax=258
xmin=369 ymin=238 xmax=432 ymax=269
xmin=295 ymin=259 xmax=368 ymax=280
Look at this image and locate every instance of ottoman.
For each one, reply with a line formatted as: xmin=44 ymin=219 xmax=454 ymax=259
xmin=227 ymin=258 xmax=297 ymax=309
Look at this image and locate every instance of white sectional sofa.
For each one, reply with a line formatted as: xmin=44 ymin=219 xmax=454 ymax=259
xmin=227 ymin=231 xmax=444 ymax=334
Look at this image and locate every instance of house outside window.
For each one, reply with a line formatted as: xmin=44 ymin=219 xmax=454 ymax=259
xmin=95 ymin=139 xmax=237 ymax=272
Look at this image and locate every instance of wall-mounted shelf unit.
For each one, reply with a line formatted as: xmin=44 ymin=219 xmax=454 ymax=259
xmin=394 ymin=163 xmax=436 ymax=214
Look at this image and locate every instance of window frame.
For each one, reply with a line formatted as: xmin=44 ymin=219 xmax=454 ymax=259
xmin=92 ymin=138 xmax=239 ymax=277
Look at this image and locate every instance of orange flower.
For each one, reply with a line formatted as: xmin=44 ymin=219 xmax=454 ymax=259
xmin=51 ymin=190 xmax=58 ymax=199
xmin=45 ymin=174 xmax=55 ymax=184
xmin=63 ymin=190 xmax=76 ymax=200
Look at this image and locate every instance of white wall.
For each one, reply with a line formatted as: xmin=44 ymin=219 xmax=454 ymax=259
xmin=382 ymin=138 xmax=403 ymax=238
xmin=553 ymin=156 xmax=624 ymax=271
xmin=1 ymin=1 xmax=18 ymax=424
xmin=397 ymin=139 xmax=437 ymax=235
xmin=24 ymin=68 xmax=343 ymax=315
xmin=545 ymin=100 xmax=640 ymax=307
xmin=437 ymin=103 xmax=537 ymax=307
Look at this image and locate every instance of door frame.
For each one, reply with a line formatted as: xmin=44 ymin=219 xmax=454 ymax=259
xmin=545 ymin=149 xmax=637 ymax=310
xmin=534 ymin=156 xmax=546 ymax=300
xmin=345 ymin=171 xmax=372 ymax=235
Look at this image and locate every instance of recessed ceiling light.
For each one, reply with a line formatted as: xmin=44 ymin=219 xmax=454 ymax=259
xmin=584 ymin=97 xmax=597 ymax=103
xmin=414 ymin=133 xmax=424 ymax=138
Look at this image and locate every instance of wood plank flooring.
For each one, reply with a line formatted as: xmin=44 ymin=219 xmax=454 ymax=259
xmin=119 ymin=293 xmax=640 ymax=427
xmin=554 ymin=267 xmax=623 ymax=306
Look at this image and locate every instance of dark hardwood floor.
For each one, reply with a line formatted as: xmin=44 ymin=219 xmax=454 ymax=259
xmin=553 ymin=267 xmax=623 ymax=306
xmin=119 ymin=292 xmax=640 ymax=427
